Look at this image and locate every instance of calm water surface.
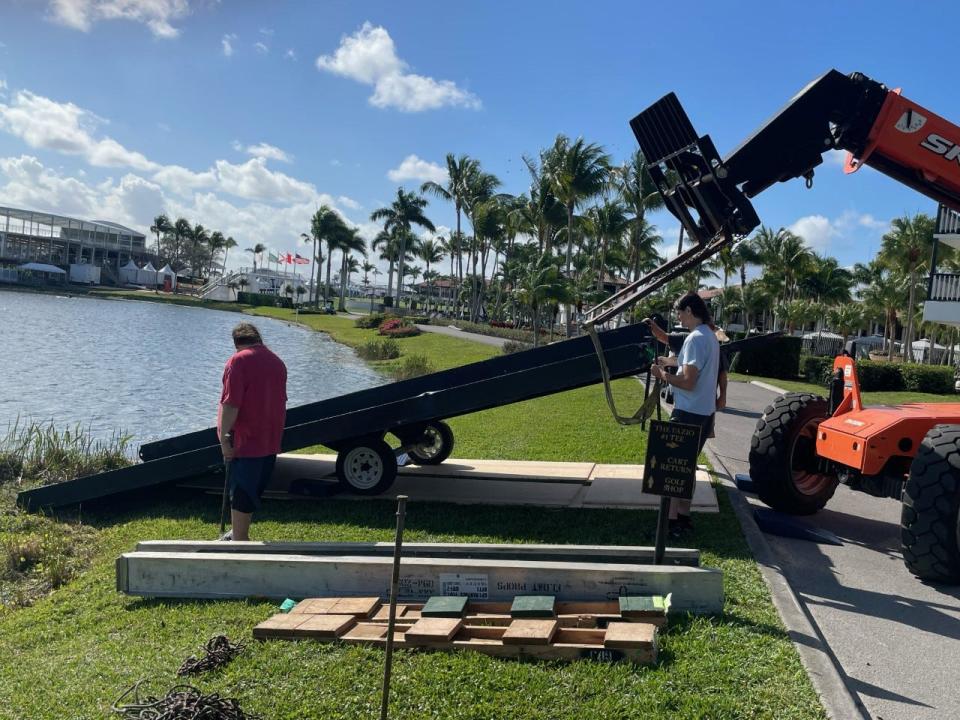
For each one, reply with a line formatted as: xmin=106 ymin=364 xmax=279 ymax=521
xmin=1 ymin=291 xmax=383 ymax=448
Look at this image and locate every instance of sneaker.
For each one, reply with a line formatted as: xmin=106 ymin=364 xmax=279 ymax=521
xmin=219 ymin=530 xmax=233 ymax=541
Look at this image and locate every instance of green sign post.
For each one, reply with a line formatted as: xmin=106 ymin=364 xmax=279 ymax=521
xmin=643 ymin=420 xmax=701 ymax=564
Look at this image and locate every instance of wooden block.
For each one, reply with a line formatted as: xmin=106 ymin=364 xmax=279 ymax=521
xmin=330 ymin=597 xmax=381 ymax=617
xmin=510 ymin=595 xmax=556 ymax=618
xmin=290 ymin=598 xmax=340 ymax=614
xmin=253 ymin=613 xmax=309 ymax=639
xmin=502 ymin=619 xmax=558 ymax=645
xmin=404 ymin=617 xmax=463 ymax=644
xmin=422 ymin=595 xmax=469 ymax=617
xmin=293 ymin=614 xmax=357 ymax=639
xmin=619 ymin=595 xmax=670 ymax=618
xmin=341 ymin=623 xmax=389 ymax=641
xmin=604 ymin=622 xmax=656 ymax=649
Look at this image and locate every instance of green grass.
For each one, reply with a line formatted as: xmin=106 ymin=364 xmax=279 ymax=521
xmin=729 ymin=372 xmax=960 ymax=406
xmin=0 ymin=311 xmax=826 ymax=719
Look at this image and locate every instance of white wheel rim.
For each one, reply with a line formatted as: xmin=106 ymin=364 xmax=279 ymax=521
xmin=415 ymin=426 xmax=444 ymax=460
xmin=343 ymin=447 xmax=383 ymax=490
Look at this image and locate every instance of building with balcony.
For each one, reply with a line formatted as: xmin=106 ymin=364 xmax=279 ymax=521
xmin=923 ymin=204 xmax=960 ymax=327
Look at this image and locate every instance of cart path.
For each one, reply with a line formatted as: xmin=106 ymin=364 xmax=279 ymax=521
xmin=416 ymin=324 xmax=508 ymax=347
xmin=710 ymin=380 xmax=960 ymax=720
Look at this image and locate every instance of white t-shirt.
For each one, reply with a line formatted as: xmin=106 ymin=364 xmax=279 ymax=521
xmin=674 ymin=323 xmax=720 ymax=416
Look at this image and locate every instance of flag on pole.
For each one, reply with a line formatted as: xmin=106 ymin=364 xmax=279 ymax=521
xmin=283 ymin=252 xmax=294 ymax=264
xmin=268 ymin=251 xmax=279 ymax=264
xmin=293 ymin=253 xmax=310 ymax=265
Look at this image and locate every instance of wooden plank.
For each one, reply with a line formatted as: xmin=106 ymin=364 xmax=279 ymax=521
xmin=371 ymin=603 xmax=418 ymax=621
xmin=253 ymin=613 xmax=309 ymax=639
xmin=291 ymin=614 xmax=356 ymax=639
xmin=510 ymin=595 xmax=556 ymax=618
xmin=604 ymin=622 xmax=657 ymax=649
xmin=405 ymin=618 xmax=463 ymax=644
xmin=134 ymin=541 xmax=701 ymax=567
xmin=290 ymin=598 xmax=340 ymax=615
xmin=422 ymin=596 xmax=469 ymax=617
xmin=502 ymin=619 xmax=558 ymax=645
xmin=330 ymin=597 xmax=380 ymax=617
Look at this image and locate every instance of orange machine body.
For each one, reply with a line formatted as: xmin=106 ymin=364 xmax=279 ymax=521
xmin=816 ymin=356 xmax=960 ymax=475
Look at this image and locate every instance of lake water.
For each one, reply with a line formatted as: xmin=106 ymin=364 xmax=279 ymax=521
xmin=0 ymin=290 xmax=383 ymax=449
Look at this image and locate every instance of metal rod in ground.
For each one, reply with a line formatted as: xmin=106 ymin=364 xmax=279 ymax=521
xmin=219 ymin=433 xmax=233 ymax=536
xmin=653 ymin=496 xmax=671 ymax=565
xmin=380 ymin=494 xmax=408 ymax=720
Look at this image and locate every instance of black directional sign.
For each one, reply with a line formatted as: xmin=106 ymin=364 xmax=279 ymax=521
xmin=643 ymin=420 xmax=700 ymax=500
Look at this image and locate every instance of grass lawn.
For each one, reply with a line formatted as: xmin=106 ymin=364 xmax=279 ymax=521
xmin=729 ymin=372 xmax=960 ymax=406
xmin=0 ymin=312 xmax=826 ymax=719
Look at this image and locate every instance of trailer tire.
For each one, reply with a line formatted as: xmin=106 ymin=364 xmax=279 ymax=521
xmin=749 ymin=392 xmax=837 ymax=515
xmin=901 ymin=424 xmax=960 ymax=583
xmin=407 ymin=421 xmax=454 ymax=466
xmin=336 ymin=438 xmax=397 ymax=495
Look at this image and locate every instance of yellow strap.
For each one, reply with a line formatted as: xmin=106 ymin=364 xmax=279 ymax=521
xmin=586 ymin=324 xmax=661 ymax=426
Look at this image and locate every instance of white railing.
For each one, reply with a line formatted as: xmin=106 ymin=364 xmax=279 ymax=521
xmin=936 ymin=204 xmax=960 ymax=237
xmin=929 ymin=273 xmax=960 ymax=301
xmin=198 ymin=270 xmax=242 ymax=299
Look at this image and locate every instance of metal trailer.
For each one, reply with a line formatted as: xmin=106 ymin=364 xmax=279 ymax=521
xmin=18 ymin=323 xmax=656 ymax=510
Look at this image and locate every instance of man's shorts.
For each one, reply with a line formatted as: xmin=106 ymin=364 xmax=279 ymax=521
xmin=670 ymin=409 xmax=714 ymax=453
xmin=229 ymin=455 xmax=277 ymax=513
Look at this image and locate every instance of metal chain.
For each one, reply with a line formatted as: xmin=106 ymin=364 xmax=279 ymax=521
xmin=177 ymin=635 xmax=245 ymax=676
xmin=112 ymin=681 xmax=262 ymax=719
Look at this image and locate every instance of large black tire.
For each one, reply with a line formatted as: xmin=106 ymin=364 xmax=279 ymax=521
xmin=749 ymin=392 xmax=838 ymax=515
xmin=335 ymin=438 xmax=398 ymax=495
xmin=901 ymin=424 xmax=960 ymax=583
xmin=407 ymin=421 xmax=454 ymax=466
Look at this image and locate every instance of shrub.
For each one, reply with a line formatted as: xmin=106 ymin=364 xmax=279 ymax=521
xmin=900 ymin=364 xmax=954 ymax=394
xmin=356 ymin=338 xmax=401 ymax=361
xmin=390 ymin=354 xmax=433 ymax=380
xmin=729 ymin=336 xmax=802 ymax=379
xmin=354 ymin=313 xmax=389 ymax=329
xmin=408 ymin=315 xmax=431 ymax=325
xmin=801 ymin=356 xmax=835 ymax=385
xmin=856 ymin=360 xmax=904 ymax=391
xmin=501 ymin=340 xmax=532 ymax=355
xmin=236 ymin=291 xmax=292 ymax=309
xmin=378 ymin=318 xmax=421 ymax=338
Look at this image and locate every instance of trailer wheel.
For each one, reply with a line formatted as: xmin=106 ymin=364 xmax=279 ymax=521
xmin=335 ymin=438 xmax=397 ymax=495
xmin=901 ymin=424 xmax=960 ymax=583
xmin=407 ymin=421 xmax=454 ymax=466
xmin=749 ymin=392 xmax=837 ymax=515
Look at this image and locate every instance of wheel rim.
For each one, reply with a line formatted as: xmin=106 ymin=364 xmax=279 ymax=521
xmin=789 ymin=416 xmax=834 ymax=496
xmin=343 ymin=447 xmax=383 ymax=490
xmin=414 ymin=426 xmax=444 ymax=460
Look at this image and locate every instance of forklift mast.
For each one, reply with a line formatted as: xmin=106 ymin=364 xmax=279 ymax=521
xmin=584 ymin=69 xmax=960 ymax=325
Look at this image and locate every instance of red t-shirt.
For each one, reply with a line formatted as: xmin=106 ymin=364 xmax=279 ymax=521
xmin=219 ymin=344 xmax=288 ymax=457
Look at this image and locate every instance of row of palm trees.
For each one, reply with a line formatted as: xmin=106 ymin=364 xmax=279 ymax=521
xmin=149 ymin=214 xmax=239 ymax=284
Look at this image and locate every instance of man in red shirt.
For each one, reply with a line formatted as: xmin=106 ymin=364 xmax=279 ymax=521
xmin=218 ymin=322 xmax=287 ymax=541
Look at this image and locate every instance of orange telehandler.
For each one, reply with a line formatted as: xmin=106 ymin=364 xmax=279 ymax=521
xmin=585 ymin=70 xmax=960 ymax=583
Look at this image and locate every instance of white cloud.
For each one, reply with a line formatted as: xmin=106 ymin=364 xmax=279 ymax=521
xmin=789 ymin=215 xmax=835 ymax=252
xmin=47 ymin=0 xmax=190 ymax=38
xmin=316 ymin=22 xmax=480 ymax=112
xmin=221 ymin=33 xmax=236 ymax=57
xmin=214 ymin=157 xmax=316 ymax=203
xmin=0 ymin=90 xmax=157 ymax=171
xmin=387 ymin=154 xmax=447 ymax=184
xmin=284 ymin=48 xmax=296 ymax=61
xmin=152 ymin=164 xmax=216 ymax=195
xmin=0 ymin=79 xmax=6 ymax=90
xmin=789 ymin=211 xmax=889 ymax=253
xmin=254 ymin=41 xmax=269 ymax=55
xmin=259 ymin=27 xmax=274 ymax=37
xmin=330 ymin=159 xmax=342 ymax=167
xmin=242 ymin=142 xmax=292 ymax=163
xmin=337 ymin=195 xmax=360 ymax=210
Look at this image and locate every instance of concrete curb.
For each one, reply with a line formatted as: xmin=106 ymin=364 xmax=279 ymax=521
xmin=703 ymin=443 xmax=868 ymax=720
xmin=749 ymin=379 xmax=790 ymax=395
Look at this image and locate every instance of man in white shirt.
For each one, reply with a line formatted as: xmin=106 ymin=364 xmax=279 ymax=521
xmin=650 ymin=291 xmax=720 ymax=537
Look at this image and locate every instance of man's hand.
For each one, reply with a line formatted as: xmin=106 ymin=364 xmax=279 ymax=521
xmin=651 ymin=364 xmax=668 ymax=382
xmin=221 ymin=432 xmax=235 ymax=462
xmin=717 ymin=394 xmax=727 ymax=411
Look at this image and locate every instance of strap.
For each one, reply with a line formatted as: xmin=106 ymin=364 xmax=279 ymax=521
xmin=586 ymin=324 xmax=661 ymax=426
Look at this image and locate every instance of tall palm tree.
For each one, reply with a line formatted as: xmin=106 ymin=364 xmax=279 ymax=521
xmin=586 ymin=200 xmax=630 ymax=292
xmin=544 ymin=135 xmax=611 ymax=335
xmin=371 ymin=230 xmax=398 ymax=299
xmin=514 ymin=253 xmax=573 ymax=348
xmin=309 ymin=205 xmax=348 ymax=306
xmin=189 ymin=224 xmax=209 ymax=279
xmin=880 ymin=213 xmax=936 ymax=358
xmin=220 ymin=236 xmax=237 ymax=277
xmin=207 ymin=231 xmax=225 ymax=278
xmin=370 ymin=188 xmax=436 ymax=305
xmin=245 ymin=242 xmax=266 ymax=271
xmin=172 ymin=217 xmax=191 ymax=269
xmin=337 ymin=226 xmax=367 ymax=311
xmin=615 ymin=149 xmax=666 ymax=281
xmin=361 ymin=260 xmax=375 ymax=288
xmin=418 ymin=238 xmax=444 ymax=311
xmin=150 ymin=213 xmax=172 ymax=294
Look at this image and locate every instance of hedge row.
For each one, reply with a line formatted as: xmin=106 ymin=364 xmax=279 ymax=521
xmin=800 ymin=355 xmax=954 ymax=393
xmin=237 ymin=291 xmax=292 ymax=308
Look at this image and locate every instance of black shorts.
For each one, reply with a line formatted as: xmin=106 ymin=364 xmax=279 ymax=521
xmin=229 ymin=455 xmax=277 ymax=513
xmin=670 ymin=409 xmax=714 ymax=453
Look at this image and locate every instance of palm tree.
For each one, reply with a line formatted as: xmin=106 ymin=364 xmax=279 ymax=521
xmin=514 ymin=253 xmax=573 ymax=348
xmin=220 ymin=236 xmax=237 ymax=277
xmin=337 ymin=226 xmax=367 ymax=311
xmin=615 ymin=149 xmax=667 ymax=282
xmin=172 ymin=217 xmax=191 ymax=269
xmin=880 ymin=213 xmax=936 ymax=359
xmin=586 ymin=200 xmax=630 ymax=292
xmin=309 ymin=205 xmax=348 ymax=307
xmin=544 ymin=134 xmax=611 ymax=335
xmin=361 ymin=261 xmax=375 ymax=288
xmin=827 ymin=304 xmax=864 ymax=339
xmin=150 ymin=214 xmax=172 ymax=294
xmin=418 ymin=238 xmax=444 ymax=312
xmin=370 ymin=188 xmax=435 ymax=305
xmin=207 ymin=231 xmax=225 ymax=278
xmin=245 ymin=242 xmax=266 ymax=271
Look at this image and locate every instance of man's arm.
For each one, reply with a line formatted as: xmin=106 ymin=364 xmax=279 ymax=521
xmin=642 ymin=318 xmax=668 ymax=345
xmin=717 ymin=369 xmax=728 ymax=410
xmin=652 ymin=362 xmax=699 ymax=390
xmin=219 ymin=403 xmax=239 ymax=461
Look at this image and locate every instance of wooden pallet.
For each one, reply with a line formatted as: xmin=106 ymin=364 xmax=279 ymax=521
xmin=254 ymin=597 xmax=662 ymax=663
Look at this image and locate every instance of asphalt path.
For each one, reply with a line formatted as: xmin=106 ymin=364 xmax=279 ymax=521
xmin=416 ymin=324 xmax=508 ymax=348
xmin=710 ymin=380 xmax=960 ymax=720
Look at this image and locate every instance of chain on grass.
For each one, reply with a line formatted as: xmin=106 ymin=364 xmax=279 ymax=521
xmin=112 ymin=681 xmax=261 ymax=720
xmin=177 ymin=635 xmax=245 ymax=675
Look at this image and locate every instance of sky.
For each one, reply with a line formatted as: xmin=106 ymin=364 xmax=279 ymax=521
xmin=1 ymin=0 xmax=958 ymax=280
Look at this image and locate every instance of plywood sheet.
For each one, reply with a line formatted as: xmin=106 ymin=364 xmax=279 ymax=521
xmin=502 ymin=619 xmax=558 ymax=645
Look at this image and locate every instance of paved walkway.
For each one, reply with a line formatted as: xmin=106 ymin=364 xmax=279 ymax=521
xmin=416 ymin=323 xmax=508 ymax=348
xmin=710 ymin=380 xmax=960 ymax=720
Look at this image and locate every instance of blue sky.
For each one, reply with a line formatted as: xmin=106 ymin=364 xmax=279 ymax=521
xmin=1 ymin=0 xmax=958 ymax=278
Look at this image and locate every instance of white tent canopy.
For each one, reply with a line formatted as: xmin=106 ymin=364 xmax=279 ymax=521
xmin=158 ymin=264 xmax=177 ymax=290
xmin=18 ymin=262 xmax=66 ymax=274
xmin=802 ymin=331 xmax=843 ymax=340
xmin=119 ymin=259 xmax=140 ymax=285
xmin=137 ymin=261 xmax=158 ymax=285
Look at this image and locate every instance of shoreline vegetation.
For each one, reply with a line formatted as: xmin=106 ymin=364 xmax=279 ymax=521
xmin=0 ymin=297 xmax=826 ymax=718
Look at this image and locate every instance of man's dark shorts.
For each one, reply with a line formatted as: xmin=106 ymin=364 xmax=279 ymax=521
xmin=229 ymin=455 xmax=277 ymax=513
xmin=670 ymin=408 xmax=714 ymax=453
